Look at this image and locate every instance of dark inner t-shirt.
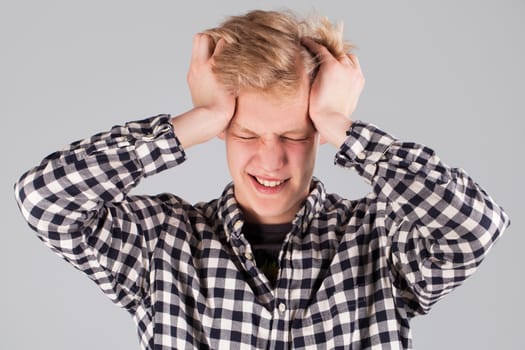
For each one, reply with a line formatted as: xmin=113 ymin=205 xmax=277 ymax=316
xmin=243 ymin=222 xmax=292 ymax=287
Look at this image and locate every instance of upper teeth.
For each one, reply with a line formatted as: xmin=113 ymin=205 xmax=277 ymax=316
xmin=255 ymin=177 xmax=284 ymax=187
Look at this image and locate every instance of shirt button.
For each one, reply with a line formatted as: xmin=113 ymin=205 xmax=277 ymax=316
xmin=278 ymin=303 xmax=286 ymax=314
xmin=357 ymin=151 xmax=366 ymax=160
xmin=244 ymin=251 xmax=253 ymax=261
xmin=233 ymin=221 xmax=243 ymax=231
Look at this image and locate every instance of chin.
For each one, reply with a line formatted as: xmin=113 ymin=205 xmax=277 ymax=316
xmin=244 ymin=200 xmax=298 ymax=224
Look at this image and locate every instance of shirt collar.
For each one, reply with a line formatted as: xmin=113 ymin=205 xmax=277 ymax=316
xmin=216 ymin=177 xmax=326 ymax=241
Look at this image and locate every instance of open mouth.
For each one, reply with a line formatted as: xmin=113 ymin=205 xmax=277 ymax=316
xmin=250 ymin=175 xmax=289 ymax=191
xmin=254 ymin=176 xmax=286 ymax=187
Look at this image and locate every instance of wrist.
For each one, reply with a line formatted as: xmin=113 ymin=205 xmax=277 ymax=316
xmin=171 ymin=107 xmax=230 ymax=149
xmin=313 ymin=112 xmax=352 ymax=148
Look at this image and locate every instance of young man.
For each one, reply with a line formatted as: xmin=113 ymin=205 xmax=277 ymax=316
xmin=14 ymin=10 xmax=509 ymax=350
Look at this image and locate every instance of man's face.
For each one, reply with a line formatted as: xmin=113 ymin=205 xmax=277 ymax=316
xmin=222 ymin=77 xmax=319 ymax=224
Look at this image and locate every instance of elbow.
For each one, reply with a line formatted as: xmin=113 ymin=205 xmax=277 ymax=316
xmin=464 ymin=198 xmax=510 ymax=265
xmin=449 ymin=171 xmax=510 ymax=259
xmin=14 ymin=168 xmax=61 ymax=235
xmin=14 ymin=170 xmax=48 ymax=235
xmin=14 ymin=170 xmax=35 ymax=227
xmin=481 ymin=200 xmax=510 ymax=248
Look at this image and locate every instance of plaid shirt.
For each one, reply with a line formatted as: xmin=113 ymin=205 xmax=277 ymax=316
xmin=14 ymin=114 xmax=509 ymax=349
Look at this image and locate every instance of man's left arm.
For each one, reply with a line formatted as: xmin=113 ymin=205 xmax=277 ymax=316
xmin=335 ymin=120 xmax=510 ymax=314
xmin=303 ymin=38 xmax=511 ymax=315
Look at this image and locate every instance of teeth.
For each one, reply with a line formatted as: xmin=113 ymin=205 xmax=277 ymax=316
xmin=255 ymin=177 xmax=285 ymax=188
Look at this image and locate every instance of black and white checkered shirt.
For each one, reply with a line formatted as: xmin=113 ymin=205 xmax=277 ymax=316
xmin=14 ymin=114 xmax=509 ymax=349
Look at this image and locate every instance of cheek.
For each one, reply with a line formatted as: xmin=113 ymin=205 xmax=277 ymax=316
xmin=226 ymin=142 xmax=254 ymax=171
xmin=288 ymin=144 xmax=318 ymax=173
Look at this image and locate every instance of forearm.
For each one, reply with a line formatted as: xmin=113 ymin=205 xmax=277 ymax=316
xmin=14 ymin=114 xmax=184 ymax=234
xmin=336 ymin=120 xmax=510 ymax=313
xmin=314 ymin=112 xmax=352 ymax=148
xmin=336 ymin=120 xmax=510 ymax=263
xmin=170 ymin=106 xmax=230 ymax=149
xmin=14 ymin=114 xmax=186 ymax=308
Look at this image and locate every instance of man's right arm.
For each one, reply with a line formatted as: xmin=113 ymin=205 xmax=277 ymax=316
xmin=13 ymin=33 xmax=235 ymax=311
xmin=14 ymin=114 xmax=186 ymax=311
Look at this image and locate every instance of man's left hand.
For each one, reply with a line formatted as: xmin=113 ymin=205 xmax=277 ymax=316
xmin=302 ymin=37 xmax=365 ymax=147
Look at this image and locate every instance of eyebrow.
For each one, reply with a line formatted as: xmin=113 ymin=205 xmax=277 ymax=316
xmin=229 ymin=122 xmax=256 ymax=134
xmin=229 ymin=122 xmax=310 ymax=136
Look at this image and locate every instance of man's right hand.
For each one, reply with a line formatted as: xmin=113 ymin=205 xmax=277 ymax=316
xmin=171 ymin=34 xmax=236 ymax=149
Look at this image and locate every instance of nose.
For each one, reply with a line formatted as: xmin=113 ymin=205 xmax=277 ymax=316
xmin=257 ymin=137 xmax=287 ymax=172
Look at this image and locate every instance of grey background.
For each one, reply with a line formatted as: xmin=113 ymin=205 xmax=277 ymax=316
xmin=1 ymin=0 xmax=523 ymax=349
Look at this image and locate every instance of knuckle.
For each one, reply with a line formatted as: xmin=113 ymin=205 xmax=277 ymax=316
xmin=192 ymin=33 xmax=201 ymax=44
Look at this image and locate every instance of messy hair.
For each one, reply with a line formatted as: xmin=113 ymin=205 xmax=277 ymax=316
xmin=203 ymin=9 xmax=353 ymax=97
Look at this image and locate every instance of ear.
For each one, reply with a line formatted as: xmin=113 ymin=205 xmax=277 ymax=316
xmin=318 ymin=133 xmax=327 ymax=145
xmin=217 ymin=130 xmax=226 ymax=140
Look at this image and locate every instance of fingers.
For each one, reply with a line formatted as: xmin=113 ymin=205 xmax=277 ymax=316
xmin=191 ymin=33 xmax=213 ymax=64
xmin=302 ymin=37 xmax=359 ymax=67
xmin=301 ymin=37 xmax=335 ymax=63
xmin=346 ymin=53 xmax=360 ymax=68
xmin=212 ymin=38 xmax=227 ymax=57
xmin=191 ymin=34 xmax=228 ymax=67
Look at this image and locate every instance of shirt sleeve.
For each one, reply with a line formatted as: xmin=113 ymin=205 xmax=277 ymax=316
xmin=334 ymin=120 xmax=510 ymax=316
xmin=14 ymin=114 xmax=186 ymax=312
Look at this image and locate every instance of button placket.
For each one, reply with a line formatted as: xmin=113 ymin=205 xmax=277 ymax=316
xmin=233 ymin=220 xmax=243 ymax=231
xmin=278 ymin=302 xmax=286 ymax=314
xmin=244 ymin=251 xmax=254 ymax=261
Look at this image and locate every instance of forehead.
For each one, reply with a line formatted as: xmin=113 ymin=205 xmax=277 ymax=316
xmin=233 ymin=83 xmax=311 ymax=133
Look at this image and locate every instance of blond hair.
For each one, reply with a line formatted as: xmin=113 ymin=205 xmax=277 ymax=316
xmin=203 ymin=10 xmax=353 ymax=96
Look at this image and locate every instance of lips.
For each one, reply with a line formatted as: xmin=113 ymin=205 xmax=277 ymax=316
xmin=254 ymin=176 xmax=285 ymax=188
xmin=249 ymin=175 xmax=289 ymax=193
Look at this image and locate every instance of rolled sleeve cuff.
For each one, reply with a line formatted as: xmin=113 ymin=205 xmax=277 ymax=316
xmin=334 ymin=121 xmax=396 ymax=182
xmin=128 ymin=114 xmax=186 ymax=177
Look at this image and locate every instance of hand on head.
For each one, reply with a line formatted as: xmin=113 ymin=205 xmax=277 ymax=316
xmin=176 ymin=33 xmax=364 ymax=150
xmin=301 ymin=37 xmax=365 ymax=147
xmin=172 ymin=34 xmax=237 ymax=149
xmin=187 ymin=33 xmax=237 ymax=131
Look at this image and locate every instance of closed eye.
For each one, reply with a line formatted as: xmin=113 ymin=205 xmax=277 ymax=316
xmin=235 ymin=134 xmax=258 ymax=140
xmin=280 ymin=135 xmax=310 ymax=142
